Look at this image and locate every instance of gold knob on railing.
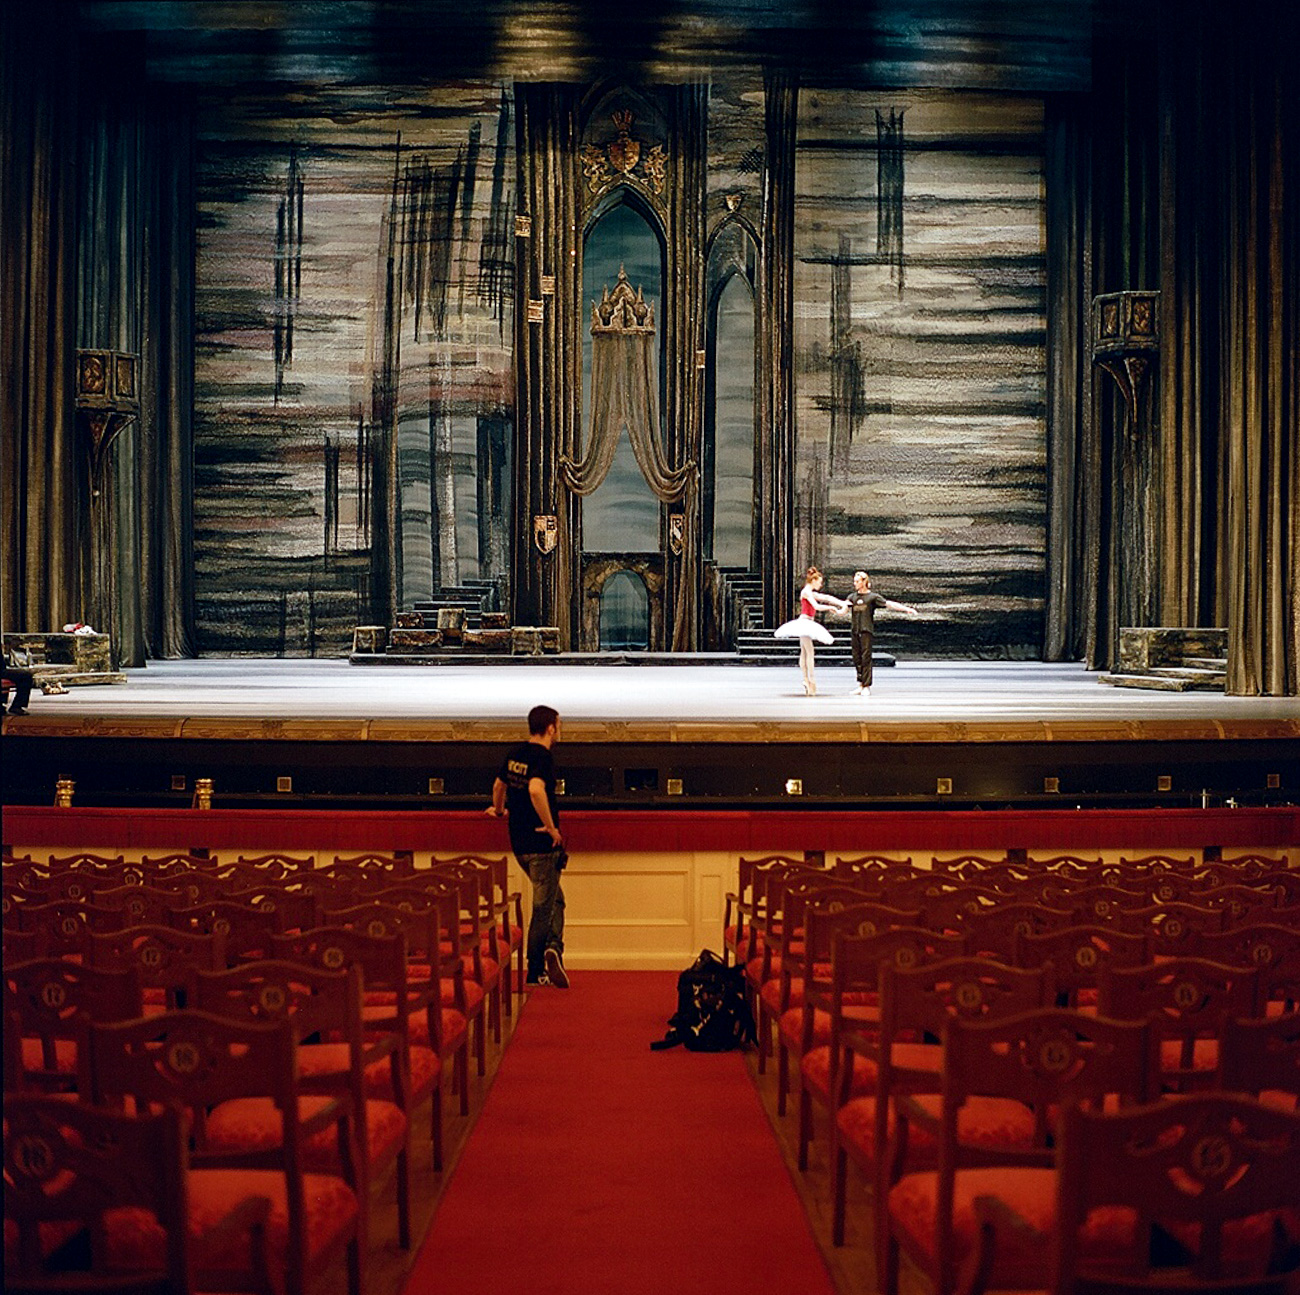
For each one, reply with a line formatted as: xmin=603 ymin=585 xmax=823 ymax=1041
xmin=192 ymin=778 xmax=214 ymax=810
xmin=54 ymin=778 xmax=75 ymax=808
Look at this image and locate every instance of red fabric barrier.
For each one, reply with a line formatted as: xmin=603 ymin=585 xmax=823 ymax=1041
xmin=3 ymin=805 xmax=1295 ymax=855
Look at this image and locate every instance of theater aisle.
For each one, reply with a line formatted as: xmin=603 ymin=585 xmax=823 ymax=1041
xmin=403 ymin=971 xmax=836 ymax=1295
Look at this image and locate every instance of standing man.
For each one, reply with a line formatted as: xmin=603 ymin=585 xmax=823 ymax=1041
xmin=847 ymin=571 xmax=918 ymax=696
xmin=2 ymin=643 xmax=36 ymax=715
xmin=486 ymin=704 xmax=569 ymax=988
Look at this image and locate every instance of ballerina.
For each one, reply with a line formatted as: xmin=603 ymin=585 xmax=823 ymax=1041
xmin=774 ymin=565 xmax=850 ymax=696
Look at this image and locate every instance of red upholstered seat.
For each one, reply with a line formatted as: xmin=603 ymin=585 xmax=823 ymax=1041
xmin=778 ymin=1001 xmax=879 ymax=1053
xmin=837 ymin=1094 xmax=1036 ymax=1166
xmin=363 ymin=1001 xmax=469 ymax=1054
xmin=887 ymin=1167 xmax=1137 ymax=1288
xmin=206 ymin=1094 xmax=408 ymax=1169
xmin=297 ymin=1040 xmax=441 ymax=1103
xmin=803 ymin=1039 xmax=942 ymax=1102
xmin=19 ymin=1036 xmax=77 ymax=1074
xmin=104 ymin=1167 xmax=358 ymax=1270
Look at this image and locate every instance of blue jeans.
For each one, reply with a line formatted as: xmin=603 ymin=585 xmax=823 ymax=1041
xmin=518 ymin=850 xmax=565 ymax=980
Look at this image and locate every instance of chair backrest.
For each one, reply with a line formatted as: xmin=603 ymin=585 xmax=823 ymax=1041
xmin=234 ymin=852 xmax=317 ymax=880
xmin=1014 ymin=924 xmax=1149 ymax=999
xmin=4 ymin=958 xmax=142 ymax=1090
xmin=1054 ymin=1094 xmax=1300 ymax=1289
xmin=188 ymin=958 xmax=363 ymax=1050
xmin=87 ymin=925 xmax=227 ymax=1004
xmin=3 ymin=1093 xmax=192 ymax=1292
xmin=18 ymin=899 xmax=94 ymax=959
xmin=929 ymin=855 xmax=1009 ymax=877
xmin=878 ymin=956 xmax=1053 ymax=1056
xmin=227 ymin=884 xmax=320 ymax=935
xmin=1218 ymin=1011 xmax=1300 ymax=1106
xmin=1099 ymin=957 xmax=1260 ymax=1086
xmin=168 ymin=898 xmax=286 ymax=961
xmin=140 ymin=852 xmax=221 ymax=873
xmin=941 ymin=1008 xmax=1158 ymax=1151
xmin=801 ymin=897 xmax=927 ymax=969
xmin=960 ymin=901 xmax=1076 ymax=962
xmin=1042 ymin=882 xmax=1151 ymax=921
xmin=92 ymin=883 xmax=187 ymax=924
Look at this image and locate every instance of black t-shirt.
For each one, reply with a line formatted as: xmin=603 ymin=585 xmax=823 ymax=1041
xmin=850 ymin=590 xmax=888 ymax=635
xmin=498 ymin=741 xmax=559 ymax=857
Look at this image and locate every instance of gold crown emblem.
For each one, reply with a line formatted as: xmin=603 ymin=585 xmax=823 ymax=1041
xmin=591 ymin=266 xmax=655 ymax=334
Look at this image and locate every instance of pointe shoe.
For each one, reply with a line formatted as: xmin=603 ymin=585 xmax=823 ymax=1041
xmin=807 ymin=680 xmax=817 ymax=696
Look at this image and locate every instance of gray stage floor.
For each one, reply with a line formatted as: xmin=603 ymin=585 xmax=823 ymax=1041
xmin=13 ymin=658 xmax=1299 ymax=731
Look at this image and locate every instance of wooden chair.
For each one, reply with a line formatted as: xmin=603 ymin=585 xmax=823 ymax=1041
xmin=273 ymin=926 xmax=449 ymax=1169
xmin=17 ymin=900 xmax=94 ymax=961
xmin=3 ymin=1093 xmax=275 ymax=1294
xmin=723 ymin=854 xmax=807 ymax=967
xmin=752 ymin=876 xmax=865 ymax=1076
xmin=1099 ymin=957 xmax=1261 ymax=1091
xmin=86 ymin=925 xmax=227 ymax=1010
xmin=167 ymin=897 xmax=287 ymax=962
xmin=796 ymin=927 xmax=968 ymax=1173
xmin=4 ymin=958 xmax=142 ymax=1091
xmin=189 ymin=959 xmax=412 ymax=1249
xmin=772 ymin=896 xmax=922 ymax=1116
xmin=1013 ymin=923 xmax=1150 ymax=1008
xmin=433 ymin=853 xmax=523 ymax=1009
xmin=323 ymin=893 xmax=484 ymax=1081
xmin=85 ymin=1008 xmax=362 ymax=1295
xmin=426 ymin=862 xmax=506 ymax=1047
xmin=1219 ymin=1011 xmax=1300 ymax=1110
xmin=959 ymin=901 xmax=1075 ymax=963
xmin=1053 ymin=1095 xmax=1300 ymax=1293
xmin=881 ymin=1007 xmax=1156 ymax=1295
xmin=835 ymin=957 xmax=1054 ymax=1267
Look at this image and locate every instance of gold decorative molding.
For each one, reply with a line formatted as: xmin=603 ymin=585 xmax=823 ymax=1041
xmin=590 ymin=267 xmax=654 ymax=334
xmin=580 ymin=110 xmax=668 ymax=196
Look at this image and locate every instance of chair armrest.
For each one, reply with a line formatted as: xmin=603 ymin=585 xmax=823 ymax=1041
xmin=192 ymin=1192 xmax=278 ymax=1295
xmin=958 ymin=1194 xmax=1051 ymax=1295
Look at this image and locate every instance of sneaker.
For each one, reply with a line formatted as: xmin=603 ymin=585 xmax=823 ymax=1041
xmin=544 ymin=948 xmax=569 ymax=989
xmin=525 ymin=973 xmax=550 ymax=987
xmin=8 ymin=706 xmax=28 ymax=716
xmin=851 ymin=684 xmax=864 ymax=696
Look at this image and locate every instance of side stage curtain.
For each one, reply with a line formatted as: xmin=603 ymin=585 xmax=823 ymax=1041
xmin=1 ymin=13 xmax=197 ymax=662
xmin=1043 ymin=32 xmax=1161 ymax=673
xmin=1158 ymin=2 xmax=1297 ymax=696
xmin=1 ymin=4 xmax=82 ymax=635
xmin=76 ymin=44 xmax=198 ymax=664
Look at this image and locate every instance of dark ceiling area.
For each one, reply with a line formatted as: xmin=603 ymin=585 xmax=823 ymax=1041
xmin=65 ymin=0 xmax=1107 ymax=90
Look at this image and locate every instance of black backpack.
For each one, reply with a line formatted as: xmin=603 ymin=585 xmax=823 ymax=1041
xmin=650 ymin=949 xmax=757 ymax=1052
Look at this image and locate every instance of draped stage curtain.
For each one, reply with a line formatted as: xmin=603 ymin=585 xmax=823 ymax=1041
xmin=560 ymin=291 xmax=698 ymax=650
xmin=1045 ymin=2 xmax=1296 ymax=695
xmin=1 ymin=5 xmax=82 ymax=638
xmin=1 ymin=10 xmax=196 ymax=662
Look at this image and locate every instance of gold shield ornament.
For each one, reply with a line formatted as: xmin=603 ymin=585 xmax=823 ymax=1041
xmin=534 ymin=514 xmax=558 ymax=555
xmin=669 ymin=513 xmax=685 ymax=555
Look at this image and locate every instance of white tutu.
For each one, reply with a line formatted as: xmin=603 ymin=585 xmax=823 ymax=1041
xmin=774 ymin=615 xmax=833 ymax=645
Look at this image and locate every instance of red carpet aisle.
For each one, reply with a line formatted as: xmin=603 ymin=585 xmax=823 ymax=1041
xmin=403 ymin=971 xmax=836 ymax=1295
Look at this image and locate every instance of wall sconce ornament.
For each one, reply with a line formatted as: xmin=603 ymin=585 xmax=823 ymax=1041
xmin=1092 ymin=291 xmax=1159 ymax=432
xmin=76 ymin=349 xmax=140 ymax=479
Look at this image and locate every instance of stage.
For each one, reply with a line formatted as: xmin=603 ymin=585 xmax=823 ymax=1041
xmin=2 ymin=658 xmax=1297 ymax=814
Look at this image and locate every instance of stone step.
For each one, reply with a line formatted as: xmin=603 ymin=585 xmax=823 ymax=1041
xmin=1099 ymin=672 xmax=1208 ymax=691
xmin=1149 ymin=666 xmax=1227 ymax=686
xmin=1185 ymin=657 xmax=1228 ymax=670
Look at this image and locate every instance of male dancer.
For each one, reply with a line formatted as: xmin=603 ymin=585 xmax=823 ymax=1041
xmin=847 ymin=570 xmax=918 ymax=696
xmin=486 ymin=704 xmax=569 ymax=988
